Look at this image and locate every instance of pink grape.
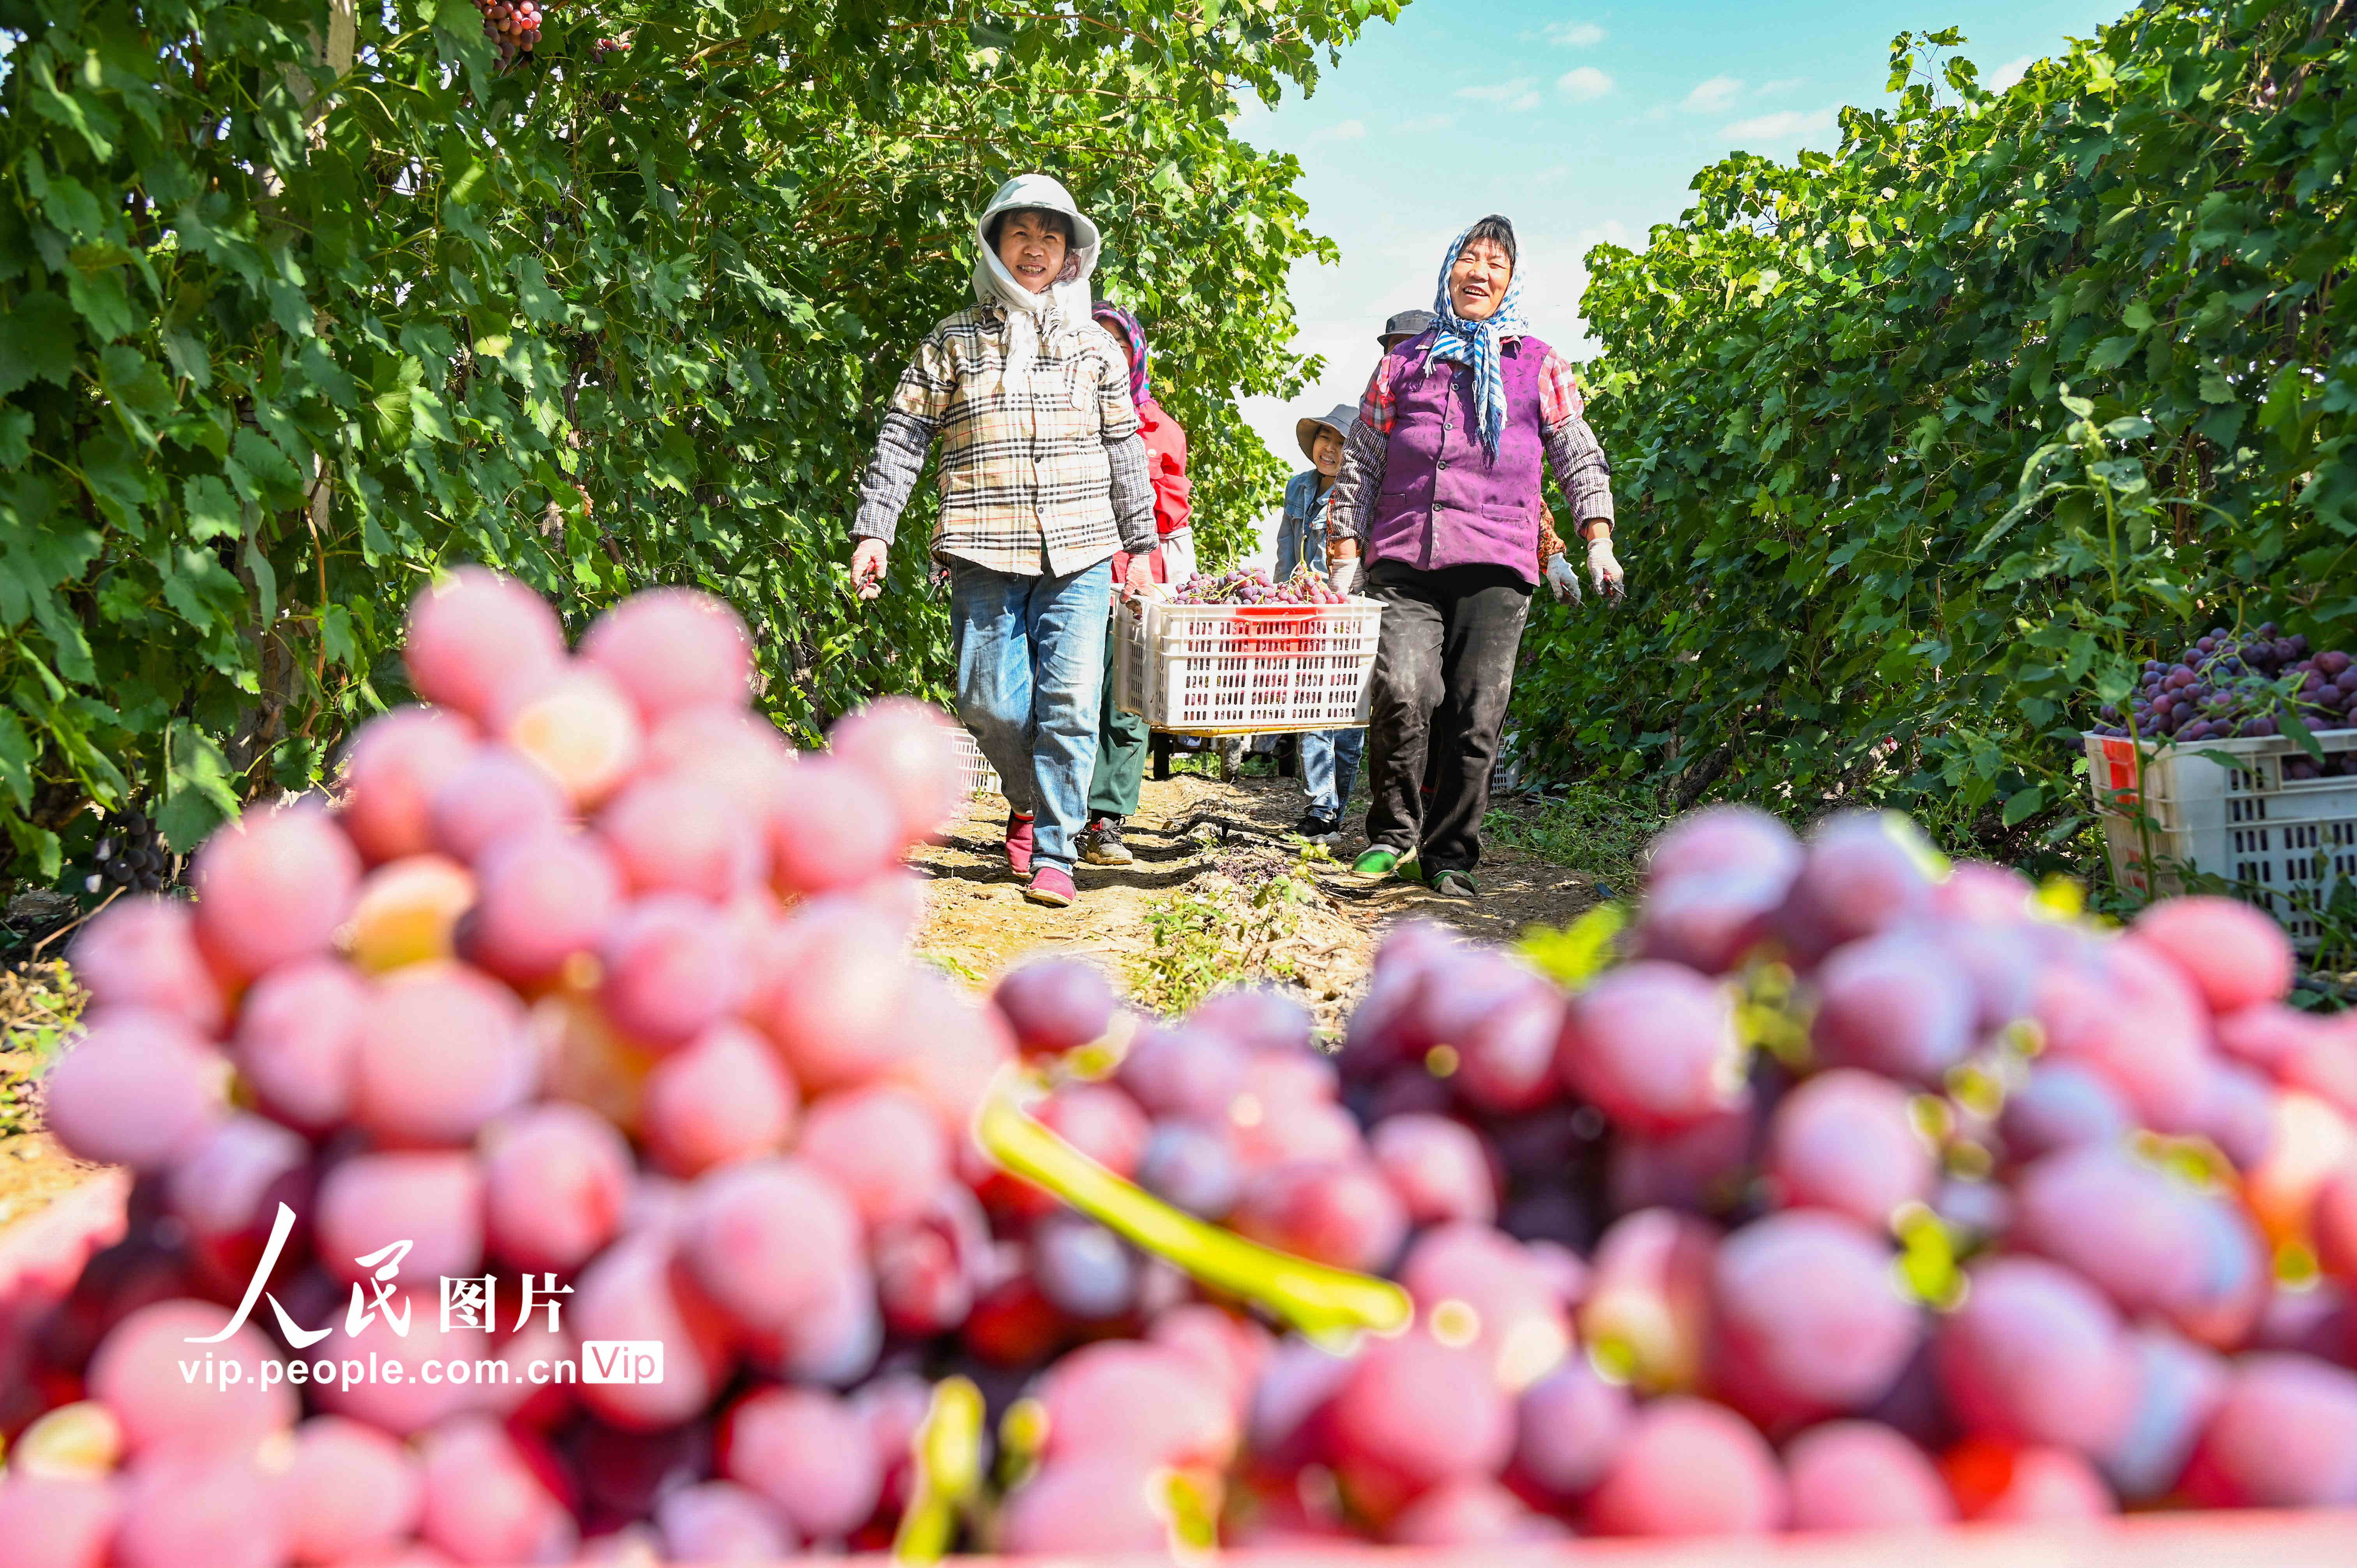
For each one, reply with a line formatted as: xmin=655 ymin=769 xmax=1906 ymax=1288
xmin=2184 ymin=1352 xmax=2357 ymax=1506
xmin=1809 ymin=931 xmax=1975 ymax=1084
xmin=1035 ymin=1080 xmax=1152 ymax=1179
xmin=1117 ymin=1023 xmax=1248 ymax=1119
xmin=496 ymin=664 xmax=646 ymax=809
xmin=1709 ymin=1212 xmax=1921 ymax=1429
xmin=1999 ymin=1061 xmax=2132 ymax=1162
xmin=338 ymin=704 xmax=481 ymax=864
xmin=1556 ymin=960 xmax=1746 ymax=1132
xmin=1512 ymin=1358 xmax=1634 ymax=1499
xmin=992 ymin=957 xmax=1117 ymax=1056
xmin=767 ymin=754 xmax=901 ymax=894
xmin=460 ymin=825 xmax=624 ymax=987
xmin=2133 ymin=894 xmax=2294 ymax=1014
xmin=1324 ymin=1330 xmax=1515 ymax=1521
xmin=645 ymin=707 xmax=795 ymax=821
xmin=0 ymin=1473 xmax=120 ymax=1568
xmin=1340 ymin=922 xmax=1457 ymax=1073
xmin=1192 ymin=984 xmax=1316 ymax=1054
xmin=403 ymin=566 xmax=568 ymax=722
xmin=2214 ymin=999 xmax=2329 ymax=1070
xmin=654 ymin=1480 xmax=791 ymax=1561
xmin=677 ymin=1157 xmax=864 ymax=1336
xmin=1933 ymin=1255 xmax=2137 ymax=1455
xmin=1029 ymin=1210 xmax=1139 ymax=1320
xmin=571 ymin=1235 xmax=737 ymax=1431
xmin=1636 ymin=867 xmax=1797 ymax=974
xmin=166 ymin=1114 xmax=307 ymax=1241
xmin=481 ymin=1102 xmax=634 ymax=1275
xmin=1232 ymin=1159 xmax=1408 ymax=1273
xmin=2101 ymin=1326 xmax=2228 ymax=1501
xmin=1389 ymin=946 xmax=1542 ymax=1061
xmin=87 ymin=1299 xmax=294 ymax=1457
xmin=1387 ymin=1476 xmax=1566 ymax=1544
xmin=1229 ymin=1088 xmax=1364 ymax=1174
xmin=42 ymin=1010 xmax=224 ymax=1172
xmin=2033 ymin=934 xmax=2211 ymax=1127
xmin=1453 ymin=985 xmax=1568 ymax=1114
xmin=231 ymin=956 xmax=369 ymax=1131
xmin=579 ymin=586 xmax=754 ymax=724
xmin=352 ymin=964 xmax=536 ymax=1146
xmin=872 ymin=1185 xmax=988 ymax=1335
xmin=599 ymin=894 xmax=751 ymax=1048
xmin=798 ymin=1084 xmax=949 ymax=1228
xmin=303 ymin=1285 xmax=502 ymax=1437
xmin=69 ymin=896 xmax=224 ymax=1033
xmin=112 ymin=1453 xmax=287 ymax=1568
xmin=828 ymin=696 xmax=967 ymax=844
xmin=2315 ymin=1161 xmax=2357 ymax=1283
xmin=1939 ymin=916 xmax=2041 ymax=1031
xmin=743 ymin=903 xmax=913 ymax=1091
xmin=1371 ymin=1113 xmax=1500 ymax=1225
xmin=1645 ymin=804 xmax=1803 ymax=890
xmin=429 ymin=745 xmax=570 ymax=864
xmin=1038 ymin=1340 xmax=1240 ymax=1467
xmin=596 ymin=772 xmax=764 ymax=901
xmin=774 ymin=1254 xmax=884 ymax=1385
xmin=1584 ymin=1396 xmax=1789 ymax=1537
xmin=1766 ymin=1068 xmax=1934 ymax=1228
xmin=1399 ymin=1222 xmax=1572 ymax=1390
xmin=316 ymin=1150 xmax=486 ymax=1285
xmin=417 ymin=1414 xmax=578 ymax=1564
xmin=1137 ymin=1118 xmax=1244 ymax=1218
xmin=876 ymin=968 xmax=1018 ymax=1136
xmin=719 ymin=1385 xmax=882 ymax=1542
xmin=1242 ymin=1040 xmax=1340 ymax=1106
xmin=1929 ymin=859 xmax=2037 ymax=921
xmin=1783 ymin=1420 xmax=1955 ymax=1531
xmin=998 ymin=1455 xmax=1168 ymax=1554
xmin=641 ymin=1019 xmax=799 ymax=1177
xmin=2012 ymin=1145 xmax=2265 ymax=1344
xmin=1774 ymin=810 xmax=1935 ymax=961
xmin=1578 ymin=1209 xmax=1720 ymax=1395
xmin=1150 ymin=1303 xmax=1273 ymax=1422
xmin=191 ymin=802 xmax=361 ymax=983
xmin=283 ymin=1414 xmax=426 ymax=1564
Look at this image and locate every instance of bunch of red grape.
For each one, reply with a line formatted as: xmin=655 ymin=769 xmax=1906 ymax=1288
xmin=2090 ymin=621 xmax=2357 ymax=759
xmin=1170 ymin=566 xmax=1352 ymax=606
xmin=5 ymin=559 xmax=2357 ymax=1563
xmin=472 ymin=0 xmax=551 ymax=62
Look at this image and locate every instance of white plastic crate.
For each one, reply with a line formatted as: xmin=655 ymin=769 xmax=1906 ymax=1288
xmin=952 ymin=724 xmax=1003 ymax=798
xmin=2083 ymin=729 xmax=2357 ymax=946
xmin=1111 ymin=596 xmax=1383 ymax=736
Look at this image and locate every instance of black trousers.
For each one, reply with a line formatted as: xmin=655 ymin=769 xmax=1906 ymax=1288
xmin=1360 ymin=560 xmax=1533 ymax=874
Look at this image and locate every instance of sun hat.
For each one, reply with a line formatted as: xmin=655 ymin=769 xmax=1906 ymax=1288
xmin=1379 ymin=309 xmax=1437 ymax=347
xmin=1295 ymin=403 xmax=1359 ymax=463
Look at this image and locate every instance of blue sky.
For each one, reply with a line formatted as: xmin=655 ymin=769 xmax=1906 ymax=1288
xmin=1229 ymin=0 xmax=2125 ymax=558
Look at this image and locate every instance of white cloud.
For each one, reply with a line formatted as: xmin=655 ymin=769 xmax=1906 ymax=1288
xmin=1988 ymin=56 xmax=2037 ymax=92
xmin=1682 ymin=74 xmax=1745 ymax=114
xmin=1399 ymin=113 xmax=1456 ymax=133
xmin=1541 ymin=21 xmax=1607 ymax=47
xmin=1557 ymin=67 xmax=1614 ymax=102
xmin=1312 ymin=119 xmax=1368 ymax=143
xmin=1722 ymin=106 xmax=1840 ymax=147
xmin=1456 ymin=78 xmax=1543 ymax=113
xmin=1757 ymin=77 xmax=1804 ymax=96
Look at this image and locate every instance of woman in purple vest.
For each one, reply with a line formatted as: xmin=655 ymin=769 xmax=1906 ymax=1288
xmin=1324 ymin=216 xmax=1622 ymax=897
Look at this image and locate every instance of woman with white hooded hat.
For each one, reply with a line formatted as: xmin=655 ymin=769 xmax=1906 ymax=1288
xmin=849 ymin=174 xmax=1157 ymax=908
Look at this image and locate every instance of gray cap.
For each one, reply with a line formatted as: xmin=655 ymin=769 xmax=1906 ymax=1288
xmin=1296 ymin=403 xmax=1358 ymax=462
xmin=1379 ymin=309 xmax=1436 ymax=346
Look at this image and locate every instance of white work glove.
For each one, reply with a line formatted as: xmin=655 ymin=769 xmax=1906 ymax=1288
xmin=1587 ymin=534 xmax=1624 ymax=601
xmin=1328 ymin=556 xmax=1359 ymax=597
xmin=1543 ymin=552 xmax=1582 ymax=604
xmin=1158 ymin=526 xmax=1197 ymax=589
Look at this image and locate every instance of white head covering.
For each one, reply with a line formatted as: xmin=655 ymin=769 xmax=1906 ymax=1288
xmin=973 ymin=174 xmax=1102 ymax=325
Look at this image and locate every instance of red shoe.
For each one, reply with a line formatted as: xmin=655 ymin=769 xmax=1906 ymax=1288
xmin=1004 ymin=812 xmax=1036 ymax=877
xmin=1024 ymin=865 xmax=1076 ymax=908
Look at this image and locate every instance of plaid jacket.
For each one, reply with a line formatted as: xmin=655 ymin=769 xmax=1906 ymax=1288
xmin=853 ymin=305 xmax=1154 ymax=576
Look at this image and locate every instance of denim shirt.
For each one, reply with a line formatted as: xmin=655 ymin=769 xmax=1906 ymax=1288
xmin=1275 ymin=469 xmax=1338 ymax=580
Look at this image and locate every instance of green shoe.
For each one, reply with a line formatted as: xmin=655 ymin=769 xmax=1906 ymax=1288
xmin=1427 ymin=867 xmax=1480 ymax=900
xmin=1351 ymin=846 xmax=1425 ymax=883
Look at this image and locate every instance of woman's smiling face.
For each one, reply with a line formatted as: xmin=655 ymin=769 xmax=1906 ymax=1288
xmin=1448 ymin=237 xmax=1514 ymax=321
xmin=997 ymin=210 xmax=1070 ymax=293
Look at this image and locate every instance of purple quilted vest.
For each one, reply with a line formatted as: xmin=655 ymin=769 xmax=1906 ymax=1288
xmin=1364 ymin=330 xmax=1550 ymax=584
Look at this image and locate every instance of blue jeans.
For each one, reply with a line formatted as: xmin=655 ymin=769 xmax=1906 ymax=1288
xmin=951 ymin=558 xmax=1113 ymax=874
xmin=1301 ymin=727 xmax=1365 ymax=820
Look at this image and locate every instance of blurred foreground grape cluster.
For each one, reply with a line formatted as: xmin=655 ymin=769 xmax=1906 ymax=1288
xmin=4 ymin=570 xmax=2357 ymax=1566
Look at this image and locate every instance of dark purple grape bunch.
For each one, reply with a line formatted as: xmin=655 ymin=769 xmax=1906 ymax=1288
xmin=1169 ymin=565 xmax=1348 ymax=607
xmin=2092 ymin=622 xmax=2357 ymax=755
xmin=85 ymin=804 xmax=174 ymax=896
xmin=472 ymin=0 xmax=550 ymax=61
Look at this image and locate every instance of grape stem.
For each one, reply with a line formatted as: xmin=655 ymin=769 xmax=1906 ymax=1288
xmin=974 ymin=1071 xmax=1412 ymax=1344
xmin=891 ymin=1376 xmax=985 ymax=1564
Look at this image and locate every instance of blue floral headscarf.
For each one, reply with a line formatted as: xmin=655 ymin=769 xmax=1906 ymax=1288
xmin=1091 ymin=302 xmax=1151 ymax=406
xmin=1424 ymin=222 xmax=1528 ymax=461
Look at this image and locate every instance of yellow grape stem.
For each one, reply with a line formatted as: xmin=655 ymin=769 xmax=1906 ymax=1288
xmin=891 ymin=1376 xmax=986 ymax=1564
xmin=974 ymin=1072 xmax=1411 ymax=1345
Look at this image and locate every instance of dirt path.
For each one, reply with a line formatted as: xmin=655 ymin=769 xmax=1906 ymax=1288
xmin=912 ymin=765 xmax=1605 ymax=1026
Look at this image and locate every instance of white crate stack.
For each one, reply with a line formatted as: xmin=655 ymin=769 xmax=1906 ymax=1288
xmin=2085 ymin=729 xmax=2357 ymax=947
xmin=952 ymin=723 xmax=1002 ymax=798
xmin=1112 ymin=597 xmax=1383 ymax=736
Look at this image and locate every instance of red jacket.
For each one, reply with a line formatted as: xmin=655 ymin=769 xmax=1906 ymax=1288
xmin=1113 ymin=397 xmax=1191 ymax=583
